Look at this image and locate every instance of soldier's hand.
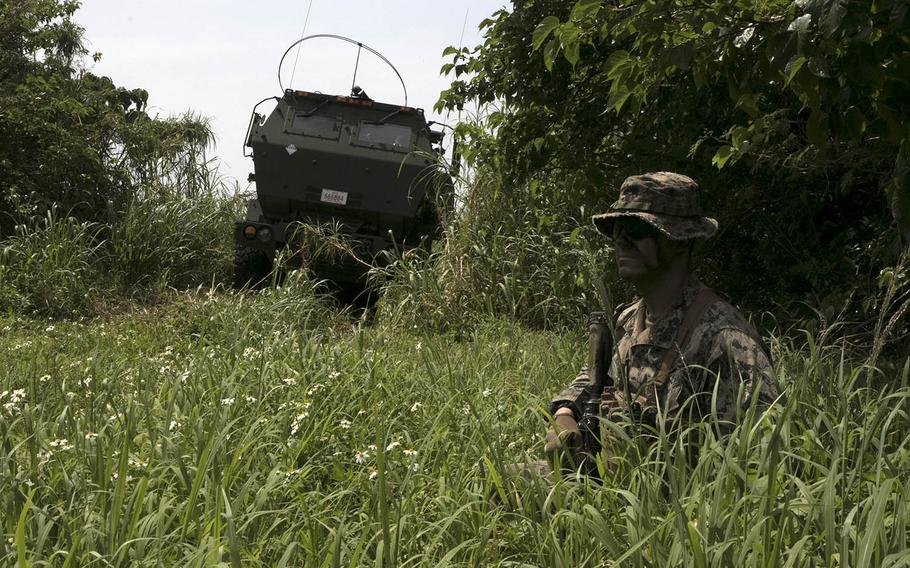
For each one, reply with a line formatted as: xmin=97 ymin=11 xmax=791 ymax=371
xmin=544 ymin=409 xmax=583 ymax=467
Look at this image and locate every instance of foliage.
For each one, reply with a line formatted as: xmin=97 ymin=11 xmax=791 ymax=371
xmin=0 ymin=0 xmax=244 ymax=316
xmin=2 ymin=292 xmax=910 ymax=564
xmin=438 ymin=0 xmax=910 ymax=320
xmin=0 ymin=182 xmax=243 ymax=317
xmin=0 ymin=0 xmax=218 ymax=232
xmin=373 ymin=157 xmax=621 ymax=331
xmin=0 ymin=208 xmax=103 ymax=316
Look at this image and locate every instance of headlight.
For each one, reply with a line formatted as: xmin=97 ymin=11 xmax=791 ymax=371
xmin=242 ymin=225 xmax=257 ymax=240
xmin=257 ymin=227 xmax=273 ymax=242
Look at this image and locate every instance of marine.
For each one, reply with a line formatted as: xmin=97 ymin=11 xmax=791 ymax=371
xmin=544 ymin=172 xmax=780 ymax=471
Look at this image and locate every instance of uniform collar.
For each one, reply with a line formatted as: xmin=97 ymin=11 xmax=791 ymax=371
xmin=627 ymin=274 xmax=703 ymax=348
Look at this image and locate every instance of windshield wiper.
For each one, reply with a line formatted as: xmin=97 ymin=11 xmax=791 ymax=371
xmin=302 ymin=98 xmax=332 ymax=117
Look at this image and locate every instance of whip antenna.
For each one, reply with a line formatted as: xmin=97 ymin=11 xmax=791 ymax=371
xmin=288 ymin=0 xmax=315 ymax=90
xmin=350 ymin=42 xmax=363 ymax=95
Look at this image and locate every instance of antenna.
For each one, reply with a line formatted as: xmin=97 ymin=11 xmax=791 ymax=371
xmin=350 ymin=42 xmax=363 ymax=95
xmin=288 ymin=0 xmax=315 ymax=90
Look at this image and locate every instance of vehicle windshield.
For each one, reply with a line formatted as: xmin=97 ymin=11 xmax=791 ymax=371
xmin=289 ymin=112 xmax=340 ymax=139
xmin=357 ymin=122 xmax=412 ymax=151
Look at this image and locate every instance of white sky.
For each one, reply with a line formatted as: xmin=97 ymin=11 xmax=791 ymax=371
xmin=75 ymin=1 xmax=506 ymax=190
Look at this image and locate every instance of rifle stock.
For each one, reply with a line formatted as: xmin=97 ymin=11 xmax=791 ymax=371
xmin=579 ymin=312 xmax=613 ymax=456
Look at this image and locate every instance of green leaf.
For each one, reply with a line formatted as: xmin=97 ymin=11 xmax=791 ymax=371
xmin=784 ymin=55 xmax=807 ymax=86
xmin=543 ymin=39 xmax=559 ymax=72
xmin=821 ymin=0 xmax=848 ymax=36
xmin=532 ymin=16 xmax=560 ymax=51
xmin=712 ymin=145 xmax=735 ymax=169
xmin=604 ymin=50 xmax=630 ymax=78
xmin=442 ymin=46 xmax=459 ymax=57
xmin=559 ymin=25 xmax=582 ymax=66
xmin=735 ymin=93 xmax=759 ymax=118
xmin=605 ymin=86 xmax=632 ymax=113
xmin=570 ymin=0 xmax=602 ymax=22
xmin=565 ymin=41 xmax=581 ymax=67
xmin=568 ymin=226 xmax=583 ymax=245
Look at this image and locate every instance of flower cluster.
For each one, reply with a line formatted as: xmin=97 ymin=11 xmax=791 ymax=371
xmin=0 ymin=388 xmax=26 ymax=415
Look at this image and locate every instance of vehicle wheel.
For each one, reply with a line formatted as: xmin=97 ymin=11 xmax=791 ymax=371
xmin=232 ymin=246 xmax=272 ymax=289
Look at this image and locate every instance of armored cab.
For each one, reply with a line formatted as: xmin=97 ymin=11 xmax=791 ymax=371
xmin=234 ymin=37 xmax=451 ymax=290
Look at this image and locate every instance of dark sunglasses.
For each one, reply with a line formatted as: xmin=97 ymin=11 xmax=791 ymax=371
xmin=611 ymin=218 xmax=660 ymax=241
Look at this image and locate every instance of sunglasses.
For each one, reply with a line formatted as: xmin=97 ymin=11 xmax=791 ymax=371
xmin=611 ymin=218 xmax=660 ymax=241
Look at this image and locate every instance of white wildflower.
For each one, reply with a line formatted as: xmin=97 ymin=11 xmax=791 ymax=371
xmin=307 ymin=383 xmax=325 ymax=396
xmin=84 ymin=432 xmax=98 ymax=441
xmin=290 ymin=403 xmax=312 ymax=436
xmin=339 ymin=419 xmax=352 ymax=430
xmin=386 ymin=441 xmax=400 ymax=451
xmin=367 ymin=444 xmax=377 ymax=451
xmin=354 ymin=450 xmax=369 ymax=464
xmin=45 ymin=325 xmax=55 ymax=332
xmin=39 ymin=374 xmax=50 ymax=383
xmin=415 ymin=341 xmax=422 ymax=352
xmin=403 ymin=448 xmax=418 ymax=458
xmin=482 ymin=388 xmax=492 ymax=398
xmin=49 ymin=438 xmax=73 ymax=451
xmin=245 ymin=395 xmax=257 ymax=403
xmin=328 ymin=371 xmax=340 ymax=380
xmin=282 ymin=377 xmax=297 ymax=386
xmin=368 ymin=469 xmax=378 ymax=481
xmin=410 ymin=402 xmax=423 ymax=412
xmin=409 ymin=463 xmax=421 ymax=473
xmin=221 ymin=397 xmax=235 ymax=406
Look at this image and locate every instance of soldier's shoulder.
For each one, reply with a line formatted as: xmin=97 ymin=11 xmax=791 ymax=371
xmin=614 ymin=298 xmax=641 ymax=328
xmin=699 ymin=290 xmax=758 ymax=334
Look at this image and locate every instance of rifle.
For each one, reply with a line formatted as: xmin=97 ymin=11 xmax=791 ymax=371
xmin=578 ymin=312 xmax=613 ymax=456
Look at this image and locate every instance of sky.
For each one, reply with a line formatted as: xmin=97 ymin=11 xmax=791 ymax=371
xmin=75 ymin=0 xmax=507 ymax=190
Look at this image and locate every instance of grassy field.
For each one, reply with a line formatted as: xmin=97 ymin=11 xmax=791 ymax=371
xmin=1 ymin=278 xmax=909 ymax=566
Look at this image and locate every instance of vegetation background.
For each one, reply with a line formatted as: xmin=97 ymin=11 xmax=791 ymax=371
xmin=1 ymin=0 xmax=909 ymax=565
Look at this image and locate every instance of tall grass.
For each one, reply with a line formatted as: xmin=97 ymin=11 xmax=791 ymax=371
xmin=0 ymin=179 xmax=243 ymax=317
xmin=1 ymin=283 xmax=908 ymax=565
xmin=0 ymin=209 xmax=105 ymax=316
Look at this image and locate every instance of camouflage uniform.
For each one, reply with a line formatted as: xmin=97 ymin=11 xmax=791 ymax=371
xmin=551 ymin=274 xmax=778 ymax=429
xmin=553 ymin=172 xmax=778 ymax=436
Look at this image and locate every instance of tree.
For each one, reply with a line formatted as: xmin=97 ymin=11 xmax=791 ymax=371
xmin=0 ymin=0 xmax=213 ymax=234
xmin=439 ymin=0 xmax=909 ymax=318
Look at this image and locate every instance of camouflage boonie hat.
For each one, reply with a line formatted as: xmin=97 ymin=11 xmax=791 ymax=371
xmin=592 ymin=172 xmax=718 ymax=241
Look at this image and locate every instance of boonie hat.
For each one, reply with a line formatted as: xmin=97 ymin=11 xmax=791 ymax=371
xmin=592 ymin=172 xmax=718 ymax=241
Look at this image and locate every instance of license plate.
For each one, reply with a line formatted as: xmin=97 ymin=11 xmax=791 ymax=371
xmin=320 ymin=188 xmax=348 ymax=206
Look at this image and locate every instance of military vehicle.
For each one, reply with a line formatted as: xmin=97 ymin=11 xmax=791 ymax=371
xmin=234 ymin=35 xmax=452 ymax=290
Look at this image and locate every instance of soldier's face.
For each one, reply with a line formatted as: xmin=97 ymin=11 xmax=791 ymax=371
xmin=612 ymin=219 xmax=674 ymax=282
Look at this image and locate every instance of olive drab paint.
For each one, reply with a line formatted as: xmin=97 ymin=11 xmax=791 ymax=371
xmin=234 ymin=84 xmax=453 ymax=288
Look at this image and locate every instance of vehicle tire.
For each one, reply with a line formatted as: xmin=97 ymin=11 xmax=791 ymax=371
xmin=232 ymin=246 xmax=272 ymax=289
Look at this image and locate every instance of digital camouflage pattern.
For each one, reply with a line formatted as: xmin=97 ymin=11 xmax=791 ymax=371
xmin=552 ymin=275 xmax=778 ymax=428
xmin=592 ymin=172 xmax=718 ymax=241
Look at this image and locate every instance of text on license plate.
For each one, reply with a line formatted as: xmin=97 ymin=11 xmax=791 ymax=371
xmin=320 ymin=188 xmax=348 ymax=205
